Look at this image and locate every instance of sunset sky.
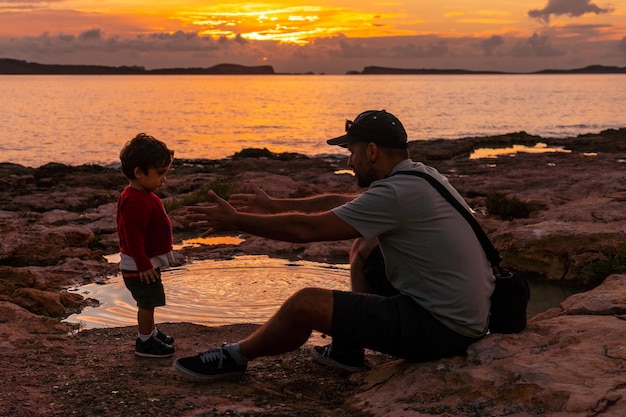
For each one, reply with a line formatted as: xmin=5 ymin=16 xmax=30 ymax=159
xmin=1 ymin=0 xmax=625 ymax=74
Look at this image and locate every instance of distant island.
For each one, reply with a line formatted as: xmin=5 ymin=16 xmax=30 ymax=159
xmin=1 ymin=58 xmax=626 ymax=75
xmin=0 ymin=58 xmax=275 ymax=75
xmin=356 ymin=65 xmax=626 ymax=75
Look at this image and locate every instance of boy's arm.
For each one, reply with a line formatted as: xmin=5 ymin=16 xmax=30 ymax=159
xmin=118 ymin=198 xmax=154 ymax=273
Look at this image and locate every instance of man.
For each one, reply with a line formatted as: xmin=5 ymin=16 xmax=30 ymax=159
xmin=174 ymin=109 xmax=495 ymax=382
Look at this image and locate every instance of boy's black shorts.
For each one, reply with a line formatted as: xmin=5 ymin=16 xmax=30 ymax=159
xmin=122 ymin=269 xmax=166 ymax=309
xmin=331 ymin=246 xmax=478 ymax=362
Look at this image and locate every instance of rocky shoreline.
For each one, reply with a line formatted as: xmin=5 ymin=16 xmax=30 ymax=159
xmin=1 ymin=130 xmax=625 ymax=416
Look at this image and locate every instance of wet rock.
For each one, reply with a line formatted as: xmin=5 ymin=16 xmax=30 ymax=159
xmin=492 ymin=221 xmax=625 ymax=285
xmin=12 ymin=287 xmax=68 ymax=316
xmin=59 ymin=291 xmax=86 ymax=309
xmin=0 ymin=301 xmax=68 ymax=340
xmin=559 ymin=273 xmax=626 ymax=314
xmin=0 ymin=265 xmax=37 ymax=293
xmin=0 ymin=224 xmax=95 ymax=266
xmin=349 ymin=274 xmax=626 ymax=416
xmin=0 ymin=132 xmax=624 ymax=416
xmin=11 ymin=187 xmax=120 ymax=212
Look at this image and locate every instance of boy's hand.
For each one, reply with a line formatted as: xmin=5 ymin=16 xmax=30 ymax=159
xmin=139 ymin=268 xmax=159 ymax=283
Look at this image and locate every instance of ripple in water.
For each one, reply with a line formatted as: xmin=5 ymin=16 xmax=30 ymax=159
xmin=64 ymin=255 xmax=350 ymax=330
xmin=64 ymin=253 xmax=575 ymax=331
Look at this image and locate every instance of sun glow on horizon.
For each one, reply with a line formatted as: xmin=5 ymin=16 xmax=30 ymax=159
xmin=1 ymin=0 xmax=625 ymax=73
xmin=174 ymin=4 xmax=409 ymax=44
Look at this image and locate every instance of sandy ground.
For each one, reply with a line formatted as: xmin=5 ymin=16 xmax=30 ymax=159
xmin=2 ymin=322 xmax=397 ymax=417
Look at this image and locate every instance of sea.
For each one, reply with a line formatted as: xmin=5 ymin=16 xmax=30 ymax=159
xmin=1 ymin=74 xmax=625 ymax=168
xmin=2 ymin=74 xmax=621 ymax=331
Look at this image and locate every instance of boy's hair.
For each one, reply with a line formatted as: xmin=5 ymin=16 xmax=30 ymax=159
xmin=120 ymin=133 xmax=174 ymax=179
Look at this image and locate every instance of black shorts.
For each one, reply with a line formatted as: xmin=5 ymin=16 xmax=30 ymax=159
xmin=331 ymin=246 xmax=478 ymax=361
xmin=122 ymin=269 xmax=166 ymax=309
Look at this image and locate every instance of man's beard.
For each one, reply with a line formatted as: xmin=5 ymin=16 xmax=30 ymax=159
xmin=355 ymin=166 xmax=376 ymax=188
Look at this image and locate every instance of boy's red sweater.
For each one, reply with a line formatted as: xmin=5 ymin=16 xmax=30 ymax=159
xmin=116 ymin=186 xmax=173 ymax=272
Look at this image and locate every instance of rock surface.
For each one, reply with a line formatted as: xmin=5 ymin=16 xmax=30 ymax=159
xmin=350 ymin=274 xmax=626 ymax=416
xmin=0 ymin=131 xmax=625 ymax=416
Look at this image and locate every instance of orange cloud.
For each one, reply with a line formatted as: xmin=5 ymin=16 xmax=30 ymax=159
xmin=1 ymin=1 xmax=625 ymax=74
xmin=170 ymin=4 xmax=411 ymax=44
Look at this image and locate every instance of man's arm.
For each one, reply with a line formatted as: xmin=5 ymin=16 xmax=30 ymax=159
xmin=229 ymin=182 xmax=356 ymax=214
xmin=187 ymin=190 xmax=361 ymax=242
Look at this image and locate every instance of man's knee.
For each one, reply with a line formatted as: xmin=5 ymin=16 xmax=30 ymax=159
xmin=282 ymin=287 xmax=333 ymax=317
xmin=350 ymin=237 xmax=378 ymax=265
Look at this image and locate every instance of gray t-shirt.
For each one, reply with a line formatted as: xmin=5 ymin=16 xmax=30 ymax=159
xmin=332 ymin=159 xmax=494 ymax=337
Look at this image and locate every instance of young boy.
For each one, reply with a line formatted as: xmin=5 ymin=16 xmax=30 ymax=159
xmin=116 ymin=133 xmax=176 ymax=357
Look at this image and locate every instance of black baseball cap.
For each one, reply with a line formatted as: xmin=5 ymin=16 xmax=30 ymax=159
xmin=327 ymin=110 xmax=408 ymax=149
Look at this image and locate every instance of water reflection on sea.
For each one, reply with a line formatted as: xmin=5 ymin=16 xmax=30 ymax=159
xmin=2 ymin=74 xmax=625 ymax=168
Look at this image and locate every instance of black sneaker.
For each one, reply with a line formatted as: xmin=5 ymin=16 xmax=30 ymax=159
xmin=310 ymin=344 xmax=365 ymax=372
xmin=173 ymin=346 xmax=248 ymax=382
xmin=135 ymin=336 xmax=175 ymax=358
xmin=155 ymin=329 xmax=174 ymax=345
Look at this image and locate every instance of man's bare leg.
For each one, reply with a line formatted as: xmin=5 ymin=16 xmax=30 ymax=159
xmin=239 ymin=287 xmax=333 ymax=359
xmin=239 ymin=238 xmax=379 ymax=360
xmin=173 ymin=259 xmax=366 ymax=380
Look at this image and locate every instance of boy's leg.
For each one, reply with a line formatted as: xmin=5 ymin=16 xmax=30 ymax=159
xmin=137 ymin=307 xmax=155 ymax=336
xmin=123 ymin=270 xmax=174 ymax=358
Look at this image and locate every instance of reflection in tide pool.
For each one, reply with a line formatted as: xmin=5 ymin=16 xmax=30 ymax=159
xmin=174 ymin=236 xmax=245 ymax=249
xmin=469 ymin=142 xmax=571 ymax=159
xmin=64 ymin=255 xmax=350 ymax=330
xmin=64 ymin=253 xmax=576 ymax=331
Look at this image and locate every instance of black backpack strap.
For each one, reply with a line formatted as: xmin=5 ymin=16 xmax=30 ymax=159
xmin=391 ymin=170 xmax=502 ymax=267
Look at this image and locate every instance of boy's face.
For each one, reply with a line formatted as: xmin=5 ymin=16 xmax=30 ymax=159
xmin=132 ymin=165 xmax=169 ymax=192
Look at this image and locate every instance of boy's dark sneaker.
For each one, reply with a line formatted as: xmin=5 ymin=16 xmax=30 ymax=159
xmin=173 ymin=346 xmax=248 ymax=382
xmin=135 ymin=336 xmax=175 ymax=358
xmin=310 ymin=344 xmax=365 ymax=372
xmin=155 ymin=329 xmax=174 ymax=345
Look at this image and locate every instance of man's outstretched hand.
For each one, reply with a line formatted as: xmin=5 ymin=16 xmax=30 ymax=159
xmin=185 ymin=190 xmax=239 ymax=237
xmin=228 ymin=181 xmax=274 ymax=214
